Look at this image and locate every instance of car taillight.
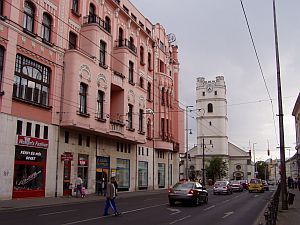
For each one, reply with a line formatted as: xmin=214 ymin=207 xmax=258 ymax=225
xmin=188 ymin=189 xmax=194 ymax=194
xmin=168 ymin=188 xmax=174 ymax=193
xmin=223 ymin=186 xmax=227 ymax=189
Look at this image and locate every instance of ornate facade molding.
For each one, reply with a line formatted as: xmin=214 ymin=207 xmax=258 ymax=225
xmin=79 ymin=64 xmax=92 ymax=83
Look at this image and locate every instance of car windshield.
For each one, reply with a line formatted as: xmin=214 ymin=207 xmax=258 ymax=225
xmin=173 ymin=182 xmax=194 ymax=189
xmin=232 ymin=181 xmax=240 ymax=184
xmin=215 ymin=182 xmax=226 ymax=186
xmin=250 ymin=179 xmax=260 ymax=184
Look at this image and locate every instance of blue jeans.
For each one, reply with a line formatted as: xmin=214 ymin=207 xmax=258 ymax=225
xmin=104 ymin=198 xmax=118 ymax=215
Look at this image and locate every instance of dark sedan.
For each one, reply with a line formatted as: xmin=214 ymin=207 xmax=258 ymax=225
xmin=168 ymin=181 xmax=208 ymax=206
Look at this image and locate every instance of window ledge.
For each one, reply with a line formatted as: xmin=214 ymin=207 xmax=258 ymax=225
xmin=147 ymin=99 xmax=153 ymax=103
xmin=71 ymin=9 xmax=81 ymax=17
xmin=77 ymin=111 xmax=90 ymax=117
xmin=99 ymin=63 xmax=108 ymax=69
xmin=148 ymin=68 xmax=153 ymax=72
xmin=146 ymin=137 xmax=153 ymax=140
xmin=127 ymin=127 xmax=135 ymax=132
xmin=12 ymin=96 xmax=52 ymax=110
xmin=42 ymin=39 xmax=54 ymax=47
xmin=0 ymin=15 xmax=7 ymax=21
xmin=95 ymin=117 xmax=106 ymax=122
xmin=129 ymin=80 xmax=135 ymax=86
xmin=23 ymin=28 xmax=37 ymax=38
xmin=138 ymin=131 xmax=146 ymax=135
xmin=140 ymin=61 xmax=146 ymax=66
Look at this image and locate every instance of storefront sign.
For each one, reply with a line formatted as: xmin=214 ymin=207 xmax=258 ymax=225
xmin=61 ymin=152 xmax=73 ymax=161
xmin=15 ymin=147 xmax=46 ymax=162
xmin=96 ymin=156 xmax=110 ymax=169
xmin=17 ymin=136 xmax=49 ymax=149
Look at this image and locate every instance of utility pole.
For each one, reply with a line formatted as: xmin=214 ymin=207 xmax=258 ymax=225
xmin=201 ymin=138 xmax=213 ymax=186
xmin=185 ymin=106 xmax=193 ymax=180
xmin=253 ymin=143 xmax=257 ymax=178
xmin=272 ymin=0 xmax=288 ymax=210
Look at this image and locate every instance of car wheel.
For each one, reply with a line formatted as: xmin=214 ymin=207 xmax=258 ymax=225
xmin=169 ymin=199 xmax=175 ymax=206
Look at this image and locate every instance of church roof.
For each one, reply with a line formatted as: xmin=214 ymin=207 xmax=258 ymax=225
xmin=228 ymin=142 xmax=250 ymax=157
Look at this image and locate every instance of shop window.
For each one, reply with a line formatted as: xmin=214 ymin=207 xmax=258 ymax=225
xmin=35 ymin=124 xmax=40 ymax=138
xmin=86 ymin=136 xmax=90 ymax=147
xmin=23 ymin=1 xmax=35 ymax=33
xmin=97 ymin=90 xmax=104 ymax=119
xmin=69 ymin=32 xmax=77 ymax=49
xmin=43 ymin=126 xmax=48 ymax=139
xmin=116 ymin=158 xmax=130 ymax=191
xmin=65 ymin=131 xmax=69 ymax=143
xmin=26 ymin=122 xmax=32 ymax=136
xmin=78 ymin=154 xmax=89 ymax=188
xmin=99 ymin=40 xmax=106 ymax=68
xmin=138 ymin=161 xmax=148 ymax=189
xmin=42 ymin=13 xmax=52 ymax=43
xmin=208 ymin=103 xmax=213 ymax=113
xmin=78 ymin=134 xmax=82 ymax=145
xmin=158 ymin=163 xmax=165 ymax=188
xmin=16 ymin=120 xmax=22 ymax=135
xmin=13 ymin=54 xmax=50 ymax=107
xmin=79 ymin=83 xmax=88 ymax=114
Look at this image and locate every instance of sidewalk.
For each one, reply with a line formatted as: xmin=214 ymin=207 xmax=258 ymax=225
xmin=277 ymin=189 xmax=300 ymax=225
xmin=0 ymin=189 xmax=166 ymax=211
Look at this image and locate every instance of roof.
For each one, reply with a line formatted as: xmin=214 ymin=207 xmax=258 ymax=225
xmin=292 ymin=92 xmax=300 ymax=116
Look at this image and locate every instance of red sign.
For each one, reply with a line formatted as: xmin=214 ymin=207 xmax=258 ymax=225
xmin=61 ymin=152 xmax=73 ymax=161
xmin=17 ymin=136 xmax=49 ymax=149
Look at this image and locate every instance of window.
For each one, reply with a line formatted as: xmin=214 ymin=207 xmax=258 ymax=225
xmin=0 ymin=0 xmax=3 ymax=16
xmin=161 ymin=87 xmax=165 ymax=105
xmin=118 ymin=28 xmax=123 ymax=47
xmin=139 ymin=21 xmax=144 ymax=28
xmin=35 ymin=124 xmax=40 ymax=138
xmin=215 ymin=91 xmax=217 ymax=95
xmin=128 ymin=104 xmax=133 ymax=129
xmin=140 ymin=46 xmax=144 ymax=65
xmin=0 ymin=46 xmax=4 ymax=89
xmin=43 ymin=126 xmax=48 ymax=139
xmin=23 ymin=1 xmax=35 ymax=33
xmin=159 ymin=60 xmax=164 ymax=73
xmin=117 ymin=142 xmax=119 ymax=151
xmin=78 ymin=154 xmax=89 ymax=188
xmin=138 ymin=161 xmax=148 ymax=188
xmin=78 ymin=134 xmax=82 ymax=145
xmin=72 ymin=0 xmax=79 ymax=13
xmin=210 ymin=140 xmax=212 ymax=145
xmin=139 ymin=109 xmax=143 ymax=132
xmin=16 ymin=120 xmax=23 ymax=135
xmin=128 ymin=36 xmax=135 ymax=52
xmin=13 ymin=54 xmax=50 ymax=106
xmin=116 ymin=158 xmax=130 ymax=191
xmin=148 ymin=52 xmax=152 ymax=71
xmin=159 ymin=41 xmax=164 ymax=52
xmin=89 ymin=3 xmax=95 ymax=16
xmin=69 ymin=32 xmax=77 ymax=49
xmin=147 ymin=119 xmax=151 ymax=139
xmin=42 ymin=13 xmax=51 ymax=42
xmin=208 ymin=103 xmax=213 ymax=113
xmin=166 ymin=90 xmax=169 ymax=106
xmin=129 ymin=61 xmax=134 ymax=83
xmin=104 ymin=16 xmax=111 ymax=33
xmin=97 ymin=90 xmax=104 ymax=119
xmin=202 ymin=92 xmax=205 ymax=96
xmin=26 ymin=122 xmax=32 ymax=136
xmin=158 ymin=163 xmax=165 ymax=188
xmin=139 ymin=77 xmax=144 ymax=88
xmin=65 ymin=131 xmax=69 ymax=143
xmin=79 ymin=83 xmax=87 ymax=114
xmin=122 ymin=5 xmax=129 ymax=13
xmin=99 ymin=40 xmax=106 ymax=67
xmin=209 ymin=121 xmax=212 ymax=126
xmin=147 ymin=148 xmax=149 ymax=156
xmin=131 ymin=13 xmax=136 ymax=21
xmin=166 ymin=119 xmax=169 ymax=138
xmin=86 ymin=136 xmax=90 ymax=147
xmin=147 ymin=82 xmax=151 ymax=100
xmin=161 ymin=118 xmax=165 ymax=140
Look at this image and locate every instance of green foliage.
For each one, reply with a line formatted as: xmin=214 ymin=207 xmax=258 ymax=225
xmin=206 ymin=157 xmax=228 ymax=183
xmin=256 ymin=161 xmax=269 ymax=180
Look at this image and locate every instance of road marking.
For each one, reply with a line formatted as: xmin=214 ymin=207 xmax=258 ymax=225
xmin=222 ymin=199 xmax=230 ymax=203
xmin=254 ymin=195 xmax=259 ymax=198
xmin=169 ymin=215 xmax=191 ymax=224
xmin=61 ymin=203 xmax=167 ymax=225
xmin=167 ymin=208 xmax=181 ymax=215
xmin=39 ymin=209 xmax=78 ymax=216
xmin=144 ymin=197 xmax=161 ymax=201
xmin=222 ymin=211 xmax=234 ymax=218
xmin=204 ymin=205 xmax=215 ymax=211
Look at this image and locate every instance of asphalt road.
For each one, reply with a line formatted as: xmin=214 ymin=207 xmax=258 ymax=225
xmin=0 ymin=188 xmax=274 ymax=225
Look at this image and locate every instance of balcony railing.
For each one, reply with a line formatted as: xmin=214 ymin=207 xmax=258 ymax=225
xmin=116 ymin=39 xmax=137 ymax=54
xmin=83 ymin=15 xmax=111 ymax=33
xmin=110 ymin=119 xmax=125 ymax=134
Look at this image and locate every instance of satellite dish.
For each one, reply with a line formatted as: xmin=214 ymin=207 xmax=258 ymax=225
xmin=167 ymin=33 xmax=176 ymax=43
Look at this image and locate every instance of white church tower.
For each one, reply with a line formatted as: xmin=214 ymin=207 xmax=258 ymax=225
xmin=196 ymin=76 xmax=228 ymax=157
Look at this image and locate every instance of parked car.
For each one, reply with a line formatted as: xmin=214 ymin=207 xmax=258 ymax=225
xmin=240 ymin=180 xmax=249 ymax=190
xmin=248 ymin=178 xmax=264 ymax=193
xmin=168 ymin=181 xmax=208 ymax=206
xmin=231 ymin=180 xmax=244 ymax=192
xmin=262 ymin=180 xmax=269 ymax=191
xmin=213 ymin=181 xmax=233 ymax=195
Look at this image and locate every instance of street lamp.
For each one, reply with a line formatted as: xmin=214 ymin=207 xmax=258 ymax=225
xmin=185 ymin=105 xmax=193 ymax=180
xmin=201 ymin=139 xmax=213 ymax=186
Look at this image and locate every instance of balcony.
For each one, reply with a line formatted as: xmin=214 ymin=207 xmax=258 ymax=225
xmin=83 ymin=15 xmax=111 ymax=33
xmin=112 ymin=71 xmax=125 ymax=90
xmin=110 ymin=119 xmax=125 ymax=135
xmin=116 ymin=39 xmax=137 ymax=54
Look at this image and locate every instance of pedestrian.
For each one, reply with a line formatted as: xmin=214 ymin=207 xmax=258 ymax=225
xmin=68 ymin=183 xmax=73 ymax=197
xmin=75 ymin=176 xmax=83 ymax=198
xmin=112 ymin=178 xmax=118 ymax=197
xmin=103 ymin=176 xmax=121 ymax=216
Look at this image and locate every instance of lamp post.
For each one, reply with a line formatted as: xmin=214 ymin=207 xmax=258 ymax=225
xmin=185 ymin=105 xmax=193 ymax=180
xmin=201 ymin=138 xmax=213 ymax=186
xmin=253 ymin=143 xmax=257 ymax=178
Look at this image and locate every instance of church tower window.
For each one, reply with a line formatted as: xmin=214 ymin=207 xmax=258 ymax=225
xmin=208 ymin=103 xmax=213 ymax=113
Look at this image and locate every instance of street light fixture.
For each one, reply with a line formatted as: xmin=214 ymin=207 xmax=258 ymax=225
xmin=185 ymin=105 xmax=193 ymax=180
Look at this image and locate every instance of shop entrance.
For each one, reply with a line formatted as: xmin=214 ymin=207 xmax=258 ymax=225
xmin=63 ymin=160 xmax=71 ymax=196
xmin=96 ymin=156 xmax=110 ymax=195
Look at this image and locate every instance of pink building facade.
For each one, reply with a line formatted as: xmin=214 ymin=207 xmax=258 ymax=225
xmin=0 ymin=0 xmax=184 ymax=199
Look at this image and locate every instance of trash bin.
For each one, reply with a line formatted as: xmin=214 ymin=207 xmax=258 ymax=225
xmin=288 ymin=192 xmax=295 ymax=205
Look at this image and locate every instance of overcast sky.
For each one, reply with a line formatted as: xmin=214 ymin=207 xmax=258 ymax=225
xmin=131 ymin=0 xmax=299 ymax=161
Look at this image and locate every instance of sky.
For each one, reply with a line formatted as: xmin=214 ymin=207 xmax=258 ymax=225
xmin=131 ymin=0 xmax=299 ymax=161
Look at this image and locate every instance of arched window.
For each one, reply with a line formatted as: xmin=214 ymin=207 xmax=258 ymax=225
xmin=79 ymin=83 xmax=88 ymax=114
xmin=42 ymin=13 xmax=52 ymax=42
xmin=104 ymin=16 xmax=111 ymax=33
xmin=161 ymin=87 xmax=165 ymax=105
xmin=129 ymin=37 xmax=135 ymax=52
xmin=140 ymin=77 xmax=144 ymax=88
xmin=148 ymin=52 xmax=152 ymax=71
xmin=118 ymin=27 xmax=123 ymax=47
xmin=89 ymin=3 xmax=96 ymax=23
xmin=147 ymin=119 xmax=152 ymax=139
xmin=208 ymin=103 xmax=213 ymax=113
xmin=23 ymin=1 xmax=35 ymax=33
xmin=147 ymin=82 xmax=151 ymax=100
xmin=140 ymin=46 xmax=144 ymax=65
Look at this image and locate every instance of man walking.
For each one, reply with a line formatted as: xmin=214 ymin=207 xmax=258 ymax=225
xmin=103 ymin=177 xmax=121 ymax=216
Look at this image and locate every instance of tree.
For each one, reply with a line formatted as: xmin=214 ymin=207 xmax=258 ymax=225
xmin=206 ymin=157 xmax=228 ymax=183
xmin=256 ymin=161 xmax=269 ymax=180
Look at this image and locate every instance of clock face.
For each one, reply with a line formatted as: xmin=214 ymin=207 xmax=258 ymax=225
xmin=206 ymin=84 xmax=213 ymax=93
